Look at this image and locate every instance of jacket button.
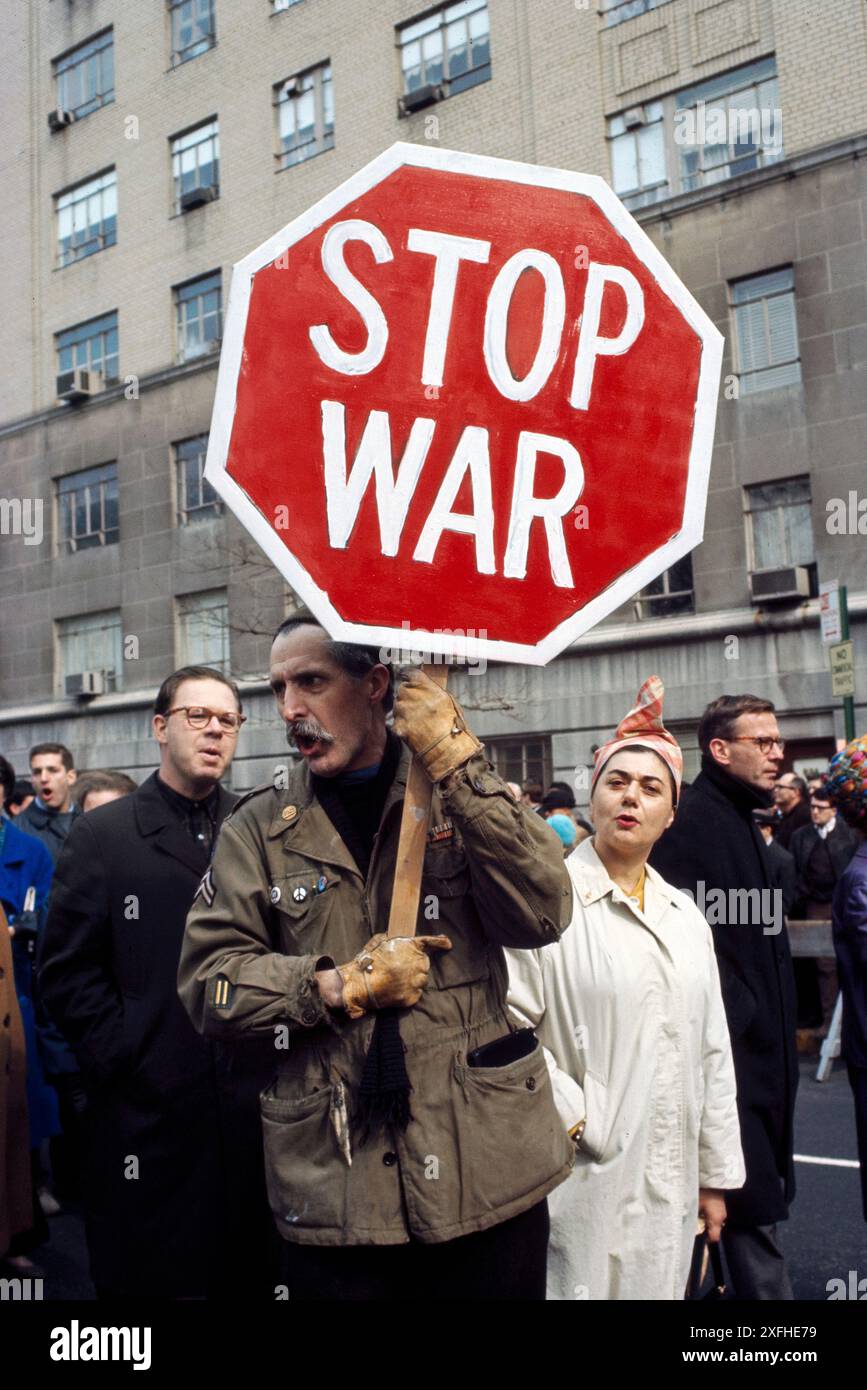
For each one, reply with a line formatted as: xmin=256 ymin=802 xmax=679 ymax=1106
xmin=525 ymin=1076 xmax=536 ymax=1091
xmin=301 ymin=1008 xmax=318 ymax=1025
xmin=382 ymin=1151 xmax=398 ymax=1166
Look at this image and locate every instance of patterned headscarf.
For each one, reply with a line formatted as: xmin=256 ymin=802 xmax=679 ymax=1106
xmin=591 ymin=675 xmax=683 ymax=805
xmin=824 ymin=735 xmax=867 ymax=829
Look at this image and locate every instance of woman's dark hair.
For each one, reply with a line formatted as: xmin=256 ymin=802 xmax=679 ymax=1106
xmin=272 ymin=616 xmax=395 ymax=715
xmin=154 ymin=666 xmax=242 ymax=718
xmin=0 ymin=756 xmax=15 ymax=809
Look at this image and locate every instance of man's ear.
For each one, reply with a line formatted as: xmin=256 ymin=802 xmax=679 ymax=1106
xmin=152 ymin=714 xmax=168 ymax=746
xmin=65 ymin=768 xmax=76 ymax=788
xmin=708 ymin=736 xmax=730 ymax=766
xmin=368 ymin=664 xmax=391 ymax=707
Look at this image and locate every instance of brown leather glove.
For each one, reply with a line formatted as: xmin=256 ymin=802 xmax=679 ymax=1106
xmin=392 ymin=668 xmax=483 ymax=783
xmin=338 ymin=933 xmax=452 ymax=1020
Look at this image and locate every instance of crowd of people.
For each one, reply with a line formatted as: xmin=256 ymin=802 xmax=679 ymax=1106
xmin=0 ymin=627 xmax=865 ymax=1302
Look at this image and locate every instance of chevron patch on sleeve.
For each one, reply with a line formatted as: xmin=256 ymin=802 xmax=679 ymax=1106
xmin=193 ymin=866 xmax=216 ymax=908
xmin=210 ymin=974 xmax=234 ymax=1011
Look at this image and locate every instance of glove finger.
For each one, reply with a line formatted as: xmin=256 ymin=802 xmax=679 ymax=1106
xmin=415 ymin=934 xmax=453 ymax=953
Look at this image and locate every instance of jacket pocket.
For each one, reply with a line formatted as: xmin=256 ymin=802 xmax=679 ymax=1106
xmin=421 ymin=849 xmax=490 ymax=989
xmin=445 ymin=1040 xmax=573 ymax=1223
xmin=259 ymin=1084 xmax=346 ymax=1234
xmin=578 ymin=1069 xmax=609 ymax=1163
xmin=271 ymin=870 xmax=341 ymax=956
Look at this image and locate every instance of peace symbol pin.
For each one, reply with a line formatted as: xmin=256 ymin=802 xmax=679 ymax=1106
xmin=292 ymin=885 xmax=308 ymax=903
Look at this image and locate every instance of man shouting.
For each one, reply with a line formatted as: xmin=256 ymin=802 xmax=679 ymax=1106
xmin=179 ymin=617 xmax=574 ymax=1300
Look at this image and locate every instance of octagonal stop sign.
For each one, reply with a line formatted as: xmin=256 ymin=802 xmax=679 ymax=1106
xmin=208 ymin=142 xmax=723 ymax=665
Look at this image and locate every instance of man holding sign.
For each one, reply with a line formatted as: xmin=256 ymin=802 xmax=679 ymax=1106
xmin=179 ymin=616 xmax=574 ymax=1300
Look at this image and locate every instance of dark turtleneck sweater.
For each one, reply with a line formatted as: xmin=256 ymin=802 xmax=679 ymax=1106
xmin=311 ymin=731 xmax=402 ymax=880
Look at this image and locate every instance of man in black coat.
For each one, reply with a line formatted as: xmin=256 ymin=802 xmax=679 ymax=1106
xmin=753 ymin=809 xmax=797 ymax=916
xmin=773 ymin=773 xmax=811 ymax=850
xmin=790 ymin=791 xmax=857 ymax=1035
xmin=651 ymin=694 xmax=798 ymax=1300
xmin=40 ymin=666 xmax=278 ymax=1299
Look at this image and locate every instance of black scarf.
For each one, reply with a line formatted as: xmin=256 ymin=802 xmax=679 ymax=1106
xmin=313 ymin=733 xmax=413 ymax=1139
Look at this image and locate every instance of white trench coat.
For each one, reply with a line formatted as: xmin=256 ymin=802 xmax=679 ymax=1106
xmin=506 ymin=836 xmax=745 ymax=1301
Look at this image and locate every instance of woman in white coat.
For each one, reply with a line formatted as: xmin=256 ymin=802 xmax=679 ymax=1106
xmin=507 ymin=676 xmax=745 ymax=1300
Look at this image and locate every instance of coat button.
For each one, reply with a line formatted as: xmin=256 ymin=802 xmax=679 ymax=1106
xmin=301 ymin=1008 xmax=318 ymax=1025
xmin=525 ymin=1076 xmax=536 ymax=1091
xmin=382 ymin=1151 xmax=398 ymax=1166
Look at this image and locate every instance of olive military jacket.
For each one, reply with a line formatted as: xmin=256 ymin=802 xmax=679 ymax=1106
xmin=178 ymin=745 xmax=575 ymax=1247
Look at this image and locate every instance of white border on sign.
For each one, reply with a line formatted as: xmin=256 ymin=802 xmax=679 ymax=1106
xmin=206 ymin=142 xmax=723 ymax=667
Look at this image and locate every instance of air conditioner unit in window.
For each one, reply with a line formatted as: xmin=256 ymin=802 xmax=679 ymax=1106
xmin=56 ymin=368 xmax=103 ymax=404
xmin=48 ymin=108 xmax=75 ymax=132
xmin=65 ymin=671 xmax=106 ymax=700
xmin=623 ymin=106 xmax=646 ymax=130
xmin=749 ymin=566 xmax=811 ymax=603
xmin=180 ymin=185 xmax=218 ymax=211
xmin=399 ymin=83 xmax=444 ymax=116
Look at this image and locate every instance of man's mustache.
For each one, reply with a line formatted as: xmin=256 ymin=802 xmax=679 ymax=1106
xmin=286 ymin=718 xmax=335 ymax=749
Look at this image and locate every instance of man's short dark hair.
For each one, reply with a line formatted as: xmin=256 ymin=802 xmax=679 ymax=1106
xmin=546 ymin=780 xmax=576 ymax=808
xmin=271 ymin=615 xmax=395 ymax=715
xmin=9 ymin=779 xmax=34 ymax=809
xmin=29 ymin=741 xmax=75 ymax=772
xmin=697 ymin=695 xmax=776 ymax=755
xmin=73 ymin=769 xmax=138 ymax=809
xmin=522 ymin=778 xmax=544 ymax=801
xmin=154 ymin=666 xmax=242 ymax=718
xmin=0 ymin=756 xmax=15 ymax=808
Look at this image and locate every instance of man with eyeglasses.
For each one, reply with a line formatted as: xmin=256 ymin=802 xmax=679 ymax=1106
xmin=39 ymin=665 xmax=278 ymax=1299
xmin=651 ymin=694 xmax=798 ymax=1300
xmin=773 ymin=773 xmax=812 ymax=851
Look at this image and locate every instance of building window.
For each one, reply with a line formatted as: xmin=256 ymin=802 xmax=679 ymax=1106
xmin=171 ymin=119 xmax=220 ymax=212
xmin=175 ymin=436 xmax=221 ymax=524
xmin=177 ymin=590 xmax=229 ymax=671
xmin=601 ymin=0 xmax=673 ymax=26
xmin=487 ymin=736 xmax=552 ymax=790
xmin=608 ymin=58 xmax=783 ymax=210
xmin=731 ymin=267 xmax=801 ymax=394
xmin=57 ymin=464 xmax=119 ymax=554
xmin=54 ymin=29 xmax=114 ymax=119
xmin=56 ymin=312 xmax=119 ymax=385
xmin=635 ymin=555 xmax=694 ymax=619
xmin=169 ymin=0 xmax=216 ymax=66
xmin=275 ymin=64 xmax=334 ymax=169
xmin=398 ymin=1 xmax=491 ymax=102
xmin=676 ymin=59 xmax=783 ymax=192
xmin=608 ymin=102 xmax=666 ymax=209
xmin=56 ymin=610 xmax=123 ymax=695
xmin=746 ymin=478 xmax=814 ymax=573
xmin=55 ymin=170 xmax=117 ymax=267
xmin=174 ymin=273 xmax=222 ymax=362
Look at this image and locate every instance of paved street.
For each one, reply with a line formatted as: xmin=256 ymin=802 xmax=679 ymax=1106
xmin=29 ymin=1056 xmax=864 ymax=1302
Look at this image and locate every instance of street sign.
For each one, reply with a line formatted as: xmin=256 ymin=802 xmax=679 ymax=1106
xmin=830 ymin=640 xmax=855 ymax=697
xmin=819 ymin=580 xmax=842 ymax=645
xmin=207 ymin=142 xmax=723 ymax=665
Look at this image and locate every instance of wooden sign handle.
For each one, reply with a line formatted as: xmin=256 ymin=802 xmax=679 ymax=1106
xmin=387 ymin=664 xmax=449 ymax=939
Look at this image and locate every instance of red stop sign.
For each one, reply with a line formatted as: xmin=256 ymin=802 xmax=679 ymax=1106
xmin=208 ymin=144 xmax=722 ymax=665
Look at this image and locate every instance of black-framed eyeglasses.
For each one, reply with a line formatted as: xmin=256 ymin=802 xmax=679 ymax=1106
xmin=730 ymin=736 xmax=786 ymax=755
xmin=164 ymin=705 xmax=246 ymax=734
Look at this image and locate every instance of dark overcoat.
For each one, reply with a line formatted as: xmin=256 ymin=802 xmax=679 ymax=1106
xmin=39 ymin=773 xmax=278 ymax=1298
xmin=650 ymin=756 xmax=798 ymax=1226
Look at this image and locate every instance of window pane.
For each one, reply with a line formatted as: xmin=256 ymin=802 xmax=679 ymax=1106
xmin=637 ymin=122 xmax=665 ymax=186
xmin=611 ymin=133 xmax=638 ymax=193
